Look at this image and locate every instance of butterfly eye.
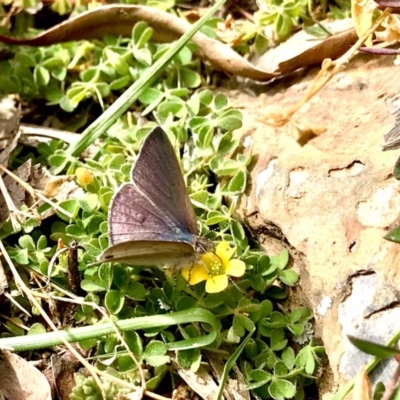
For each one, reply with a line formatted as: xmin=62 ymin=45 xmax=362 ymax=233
xmin=195 ymin=237 xmax=213 ymax=254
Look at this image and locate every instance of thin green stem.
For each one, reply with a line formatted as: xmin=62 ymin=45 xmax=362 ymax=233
xmin=0 ymin=308 xmax=220 ymax=352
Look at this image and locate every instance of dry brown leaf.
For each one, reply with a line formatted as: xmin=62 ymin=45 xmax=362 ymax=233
xmin=353 ymin=366 xmax=371 ymax=400
xmin=51 ymin=354 xmax=80 ymax=400
xmin=376 ymin=15 xmax=400 ymax=42
xmin=28 ymin=164 xmax=82 ymax=219
xmin=351 ymin=0 xmax=375 ymax=46
xmin=0 ymin=97 xmax=20 ymax=156
xmin=0 ymin=5 xmax=273 ymax=81
xmin=177 ymin=365 xmax=219 ymax=400
xmin=253 ymin=19 xmax=358 ymax=76
xmin=0 ymin=5 xmax=359 ymax=80
xmin=0 ymin=160 xmax=82 ymax=226
xmin=0 ymin=350 xmax=51 ymax=400
xmin=0 ymin=100 xmax=21 ymax=165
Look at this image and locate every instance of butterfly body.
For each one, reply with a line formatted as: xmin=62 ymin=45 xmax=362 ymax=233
xmin=98 ymin=127 xmax=212 ymax=267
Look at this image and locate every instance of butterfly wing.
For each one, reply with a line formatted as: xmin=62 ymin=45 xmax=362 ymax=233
xmin=129 ymin=126 xmax=198 ymax=235
xmin=108 ymin=182 xmax=196 ymax=245
xmin=102 ymin=126 xmax=201 ymax=266
xmin=98 ymin=240 xmax=196 ymax=266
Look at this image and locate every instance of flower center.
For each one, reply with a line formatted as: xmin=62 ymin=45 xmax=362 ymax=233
xmin=201 ymin=252 xmax=224 ymax=277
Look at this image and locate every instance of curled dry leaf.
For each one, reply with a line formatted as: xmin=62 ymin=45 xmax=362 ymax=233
xmin=253 ymin=19 xmax=358 ymax=76
xmin=0 ymin=97 xmax=21 ymax=165
xmin=0 ymin=5 xmax=273 ymax=81
xmin=0 ymin=350 xmax=51 ymax=400
xmin=0 ymin=5 xmax=358 ymax=80
xmin=29 ymin=164 xmax=82 ymax=219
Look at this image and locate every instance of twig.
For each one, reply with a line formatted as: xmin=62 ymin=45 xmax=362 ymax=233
xmin=263 ymin=7 xmax=392 ymax=126
xmin=381 ymin=355 xmax=400 ymax=400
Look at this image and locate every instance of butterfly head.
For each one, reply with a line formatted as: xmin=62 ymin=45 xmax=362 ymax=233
xmin=194 ymin=236 xmax=214 ymax=254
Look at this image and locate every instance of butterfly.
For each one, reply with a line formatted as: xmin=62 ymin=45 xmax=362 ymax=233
xmin=98 ymin=126 xmax=212 ymax=267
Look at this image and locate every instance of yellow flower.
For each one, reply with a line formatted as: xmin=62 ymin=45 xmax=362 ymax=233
xmin=181 ymin=241 xmax=246 ymax=293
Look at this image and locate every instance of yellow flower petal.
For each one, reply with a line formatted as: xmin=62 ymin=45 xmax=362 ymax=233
xmin=188 ymin=263 xmax=210 ymax=285
xmin=181 ymin=267 xmax=191 ymax=281
xmin=205 ymin=274 xmax=228 ymax=293
xmin=215 ymin=241 xmax=236 ymax=266
xmin=201 ymin=252 xmax=221 ymax=266
xmin=225 ymin=259 xmax=246 ymax=277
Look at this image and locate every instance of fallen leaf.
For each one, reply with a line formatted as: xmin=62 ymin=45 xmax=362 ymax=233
xmin=253 ymin=19 xmax=358 ymax=76
xmin=0 ymin=350 xmax=51 ymax=400
xmin=0 ymin=5 xmax=359 ymax=80
xmin=51 ymin=353 xmax=80 ymax=400
xmin=0 ymin=161 xmax=83 ymax=227
xmin=28 ymin=164 xmax=83 ymax=219
xmin=351 ymin=0 xmax=375 ymax=46
xmin=0 ymin=96 xmax=20 ymax=156
xmin=177 ymin=365 xmax=219 ymax=400
xmin=0 ymin=99 xmax=21 ymax=165
xmin=0 ymin=5 xmax=273 ymax=81
xmin=0 ymin=160 xmax=31 ymax=224
xmin=353 ymin=366 xmax=371 ymax=400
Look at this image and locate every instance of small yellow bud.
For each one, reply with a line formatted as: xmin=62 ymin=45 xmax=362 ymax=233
xmin=75 ymin=167 xmax=94 ymax=187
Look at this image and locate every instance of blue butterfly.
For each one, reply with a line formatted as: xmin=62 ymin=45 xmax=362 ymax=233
xmin=98 ymin=127 xmax=211 ymax=267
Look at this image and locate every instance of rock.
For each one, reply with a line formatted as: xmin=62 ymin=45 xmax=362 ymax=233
xmin=231 ymin=54 xmax=400 ymax=397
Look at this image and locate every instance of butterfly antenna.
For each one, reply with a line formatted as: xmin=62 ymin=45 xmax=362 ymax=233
xmin=228 ymin=276 xmax=245 ymax=294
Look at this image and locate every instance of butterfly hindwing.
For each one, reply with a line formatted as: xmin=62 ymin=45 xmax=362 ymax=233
xmin=98 ymin=240 xmax=196 ymax=266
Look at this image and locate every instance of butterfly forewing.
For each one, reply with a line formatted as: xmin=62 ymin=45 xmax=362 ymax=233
xmin=109 ymin=182 xmax=196 ymax=245
xmin=130 ymin=127 xmax=198 ymax=235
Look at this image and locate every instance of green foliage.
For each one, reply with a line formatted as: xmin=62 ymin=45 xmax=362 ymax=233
xmin=348 ymin=335 xmax=400 ymax=359
xmin=0 ymin=21 xmax=202 ymax=112
xmin=70 ymin=373 xmax=118 ymax=400
xmin=3 ymin=96 xmax=317 ymax=395
xmin=255 ymin=0 xmax=309 ymax=42
xmin=0 ymin=5 xmax=324 ymax=399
